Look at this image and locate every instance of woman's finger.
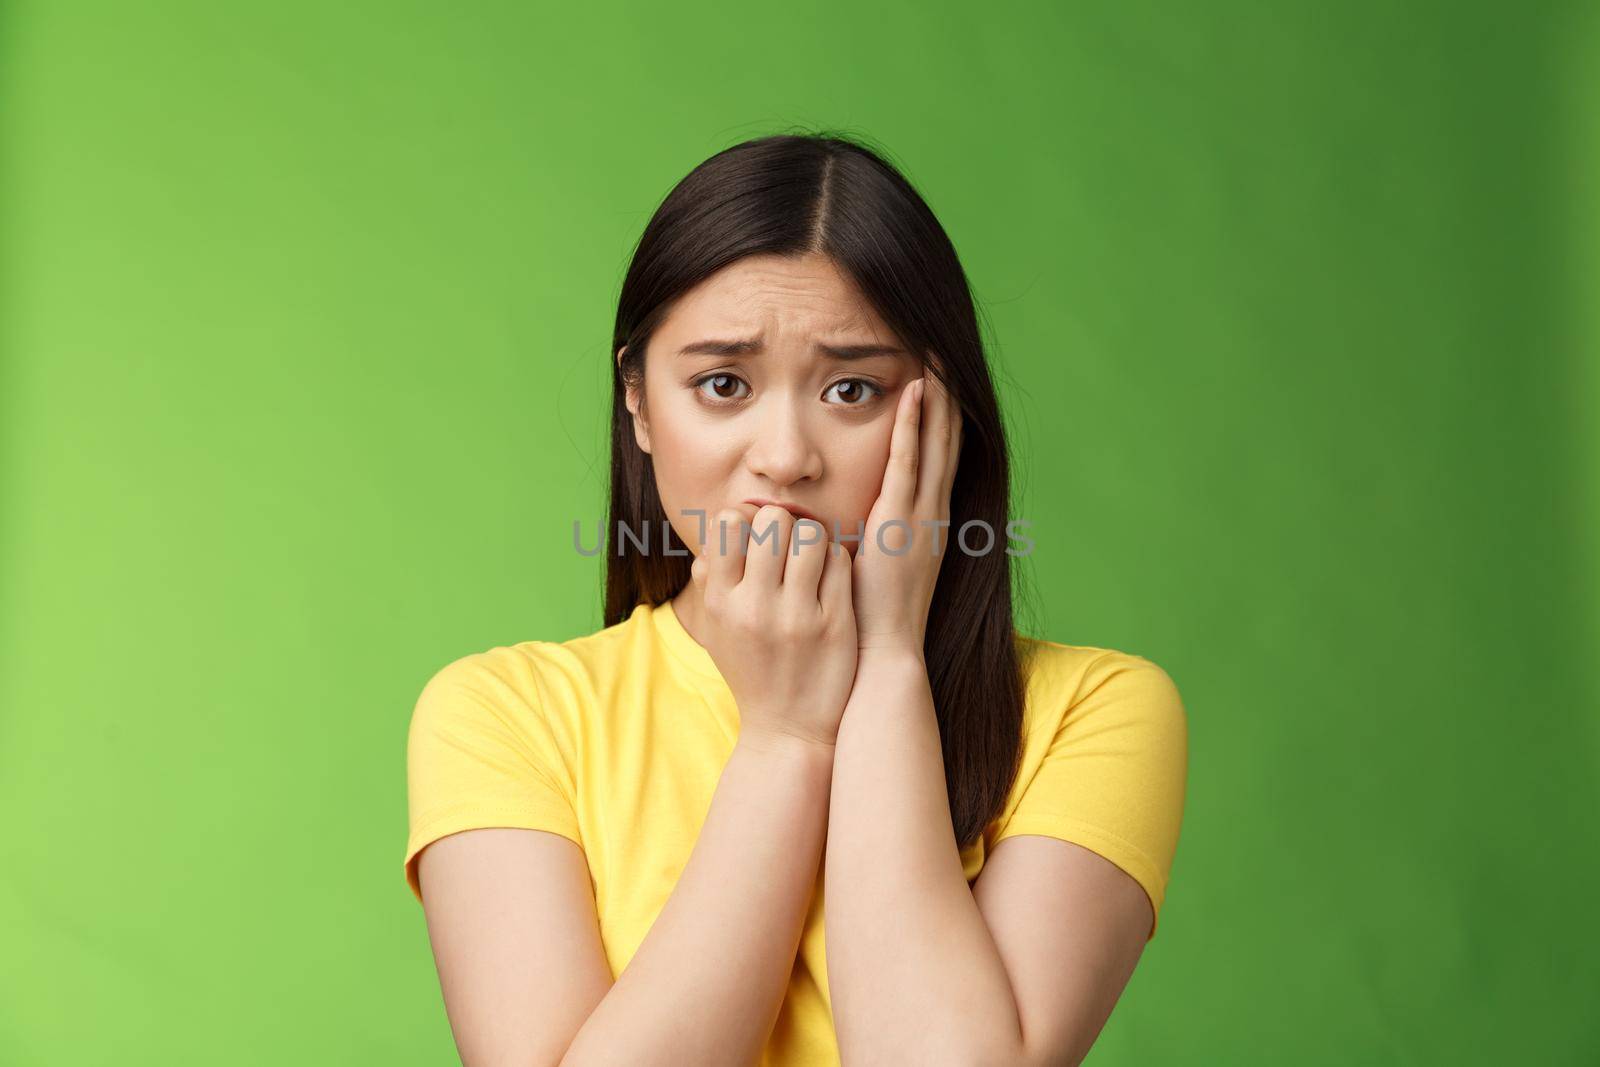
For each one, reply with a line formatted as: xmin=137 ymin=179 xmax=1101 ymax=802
xmin=881 ymin=377 xmax=923 ymax=521
xmin=706 ymin=507 xmax=749 ymax=595
xmin=741 ymin=504 xmax=794 ymax=589
xmin=941 ymin=387 xmax=963 ymax=507
xmin=819 ymin=533 xmax=853 ymax=615
xmin=783 ymin=518 xmax=830 ymax=600
xmin=916 ymin=370 xmax=953 ymax=510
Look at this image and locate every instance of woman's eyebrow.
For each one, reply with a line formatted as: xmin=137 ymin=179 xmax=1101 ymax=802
xmin=677 ymin=337 xmax=906 ymax=361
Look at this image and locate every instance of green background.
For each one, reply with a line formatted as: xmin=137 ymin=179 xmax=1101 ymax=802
xmin=3 ymin=2 xmax=1596 ymax=1062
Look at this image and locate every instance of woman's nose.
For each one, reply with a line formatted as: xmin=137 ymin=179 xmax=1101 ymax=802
xmin=743 ymin=401 xmax=822 ymax=485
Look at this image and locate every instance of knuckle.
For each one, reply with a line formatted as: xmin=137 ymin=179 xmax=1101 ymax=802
xmin=794 ymin=518 xmax=827 ymax=541
xmin=792 ymin=528 xmax=825 ymax=554
xmin=728 ymin=599 xmax=761 ymax=635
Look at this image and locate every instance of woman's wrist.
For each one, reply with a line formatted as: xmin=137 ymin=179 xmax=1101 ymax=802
xmin=853 ymin=643 xmax=928 ymax=680
xmin=735 ymin=725 xmax=838 ymax=764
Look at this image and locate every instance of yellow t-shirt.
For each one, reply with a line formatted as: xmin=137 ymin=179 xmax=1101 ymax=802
xmin=404 ymin=599 xmax=1188 ymax=1066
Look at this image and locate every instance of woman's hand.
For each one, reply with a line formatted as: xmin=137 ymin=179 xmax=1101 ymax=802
xmin=689 ymin=504 xmax=858 ymax=750
xmin=850 ymin=369 xmax=963 ymax=659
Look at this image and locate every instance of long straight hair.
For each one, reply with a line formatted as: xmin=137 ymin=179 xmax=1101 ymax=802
xmin=604 ymin=131 xmax=1027 ymax=850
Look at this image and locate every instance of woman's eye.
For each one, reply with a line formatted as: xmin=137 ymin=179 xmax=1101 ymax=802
xmin=694 ymin=373 xmax=749 ymax=402
xmin=693 ymin=375 xmax=881 ymax=406
xmin=824 ymin=379 xmax=882 ymax=406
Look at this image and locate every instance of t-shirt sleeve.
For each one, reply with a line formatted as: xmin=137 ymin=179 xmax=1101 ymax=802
xmin=403 ymin=648 xmax=582 ymax=904
xmin=992 ymin=649 xmax=1189 ymax=939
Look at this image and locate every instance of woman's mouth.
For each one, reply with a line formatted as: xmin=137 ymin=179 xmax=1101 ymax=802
xmin=743 ymin=498 xmax=824 ymax=524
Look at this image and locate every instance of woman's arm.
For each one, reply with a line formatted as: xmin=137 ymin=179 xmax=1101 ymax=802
xmin=416 ymin=500 xmax=854 ymax=1065
xmin=824 ymin=650 xmax=1023 ymax=1063
xmin=559 ymin=730 xmax=834 ymax=1066
xmin=419 ymin=729 xmax=832 ymax=1067
xmin=563 ymin=504 xmax=855 ymax=1063
xmin=824 ymin=651 xmax=1149 ymax=1067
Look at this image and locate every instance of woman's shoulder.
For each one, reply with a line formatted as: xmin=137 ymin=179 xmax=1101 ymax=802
xmin=418 ymin=603 xmax=656 ymax=705
xmin=1012 ymin=632 xmax=1187 ymax=741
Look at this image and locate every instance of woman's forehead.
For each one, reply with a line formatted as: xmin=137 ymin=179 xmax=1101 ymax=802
xmin=657 ymin=261 xmax=911 ymax=364
xmin=672 ymin=255 xmax=884 ymax=328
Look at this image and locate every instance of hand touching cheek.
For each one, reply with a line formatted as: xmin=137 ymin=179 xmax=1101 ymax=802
xmin=849 ymin=367 xmax=963 ymax=660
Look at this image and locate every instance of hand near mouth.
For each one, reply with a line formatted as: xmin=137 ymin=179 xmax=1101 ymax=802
xmin=689 ymin=501 xmax=857 ymax=750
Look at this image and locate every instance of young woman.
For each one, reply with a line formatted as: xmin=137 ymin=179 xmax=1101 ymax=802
xmin=403 ymin=132 xmax=1188 ymax=1066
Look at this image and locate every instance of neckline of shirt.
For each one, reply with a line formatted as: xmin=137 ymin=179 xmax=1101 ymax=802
xmin=648 ymin=597 xmax=725 ymax=685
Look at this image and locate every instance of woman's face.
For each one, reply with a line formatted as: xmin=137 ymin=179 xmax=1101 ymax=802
xmin=620 ymin=252 xmax=924 ymax=559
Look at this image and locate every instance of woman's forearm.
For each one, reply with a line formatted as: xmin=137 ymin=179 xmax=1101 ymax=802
xmin=560 ymin=731 xmax=833 ymax=1067
xmin=824 ymin=650 xmax=1023 ymax=1064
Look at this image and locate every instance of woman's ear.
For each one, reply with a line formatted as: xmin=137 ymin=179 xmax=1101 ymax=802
xmin=618 ymin=345 xmax=652 ymax=454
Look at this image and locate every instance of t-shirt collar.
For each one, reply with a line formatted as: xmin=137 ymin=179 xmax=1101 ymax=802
xmin=649 ymin=597 xmax=725 ymax=685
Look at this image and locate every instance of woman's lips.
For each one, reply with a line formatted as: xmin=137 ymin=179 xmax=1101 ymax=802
xmin=743 ymin=498 xmax=824 ymax=524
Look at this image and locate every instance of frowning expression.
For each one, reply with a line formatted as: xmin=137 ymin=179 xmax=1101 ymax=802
xmin=620 ymin=252 xmax=924 ymax=558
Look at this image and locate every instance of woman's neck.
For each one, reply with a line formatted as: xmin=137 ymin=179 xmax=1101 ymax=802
xmin=669 ymin=579 xmax=708 ymax=648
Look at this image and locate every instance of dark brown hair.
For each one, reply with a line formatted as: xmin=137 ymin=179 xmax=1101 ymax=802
xmin=604 ymin=130 xmax=1030 ymax=850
